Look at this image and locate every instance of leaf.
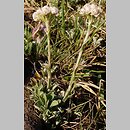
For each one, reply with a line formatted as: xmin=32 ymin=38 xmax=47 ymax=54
xmin=50 ymin=99 xmax=61 ymax=108
xmin=43 ymin=93 xmax=47 ymax=105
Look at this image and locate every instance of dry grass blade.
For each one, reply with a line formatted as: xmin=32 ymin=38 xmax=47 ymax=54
xmin=77 ymin=81 xmax=100 ymax=90
xmin=76 ymin=82 xmax=98 ymax=96
xmin=100 ymin=98 xmax=106 ymax=108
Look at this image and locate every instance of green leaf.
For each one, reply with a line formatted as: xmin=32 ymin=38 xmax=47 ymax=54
xmin=43 ymin=93 xmax=47 ymax=105
xmin=50 ymin=99 xmax=61 ymax=108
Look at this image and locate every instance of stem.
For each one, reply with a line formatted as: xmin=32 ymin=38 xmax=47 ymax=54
xmin=63 ymin=18 xmax=92 ymax=102
xmin=45 ymin=19 xmax=51 ymax=89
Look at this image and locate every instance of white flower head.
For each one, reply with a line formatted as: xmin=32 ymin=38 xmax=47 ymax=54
xmin=32 ymin=5 xmax=59 ymax=22
xmin=41 ymin=5 xmax=51 ymax=16
xmin=79 ymin=3 xmax=91 ymax=15
xmin=32 ymin=9 xmax=43 ymax=21
xmin=33 ymin=12 xmax=38 ymax=21
xmin=83 ymin=3 xmax=91 ymax=13
xmin=90 ymin=4 xmax=102 ymax=17
xmin=80 ymin=8 xmax=86 ymax=15
xmin=50 ymin=6 xmax=59 ymax=15
xmin=79 ymin=3 xmax=102 ymax=17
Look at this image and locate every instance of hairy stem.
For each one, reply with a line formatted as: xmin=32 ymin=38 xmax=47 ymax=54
xmin=45 ymin=19 xmax=51 ymax=89
xmin=63 ymin=18 xmax=92 ymax=102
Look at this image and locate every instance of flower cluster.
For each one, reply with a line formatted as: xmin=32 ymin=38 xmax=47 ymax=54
xmin=33 ymin=5 xmax=59 ymax=21
xmin=79 ymin=3 xmax=102 ymax=17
